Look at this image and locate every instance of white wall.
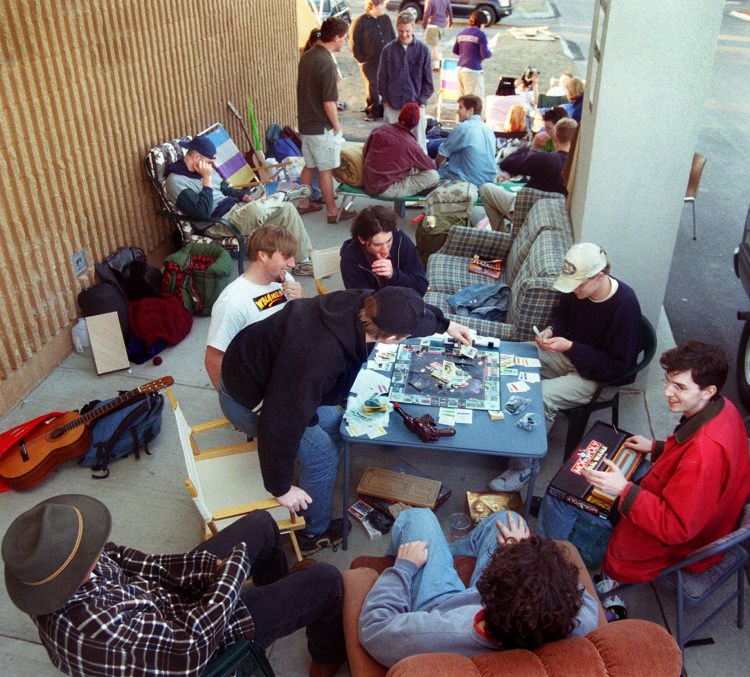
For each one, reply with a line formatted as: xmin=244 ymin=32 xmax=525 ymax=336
xmin=570 ymin=0 xmax=724 ymax=323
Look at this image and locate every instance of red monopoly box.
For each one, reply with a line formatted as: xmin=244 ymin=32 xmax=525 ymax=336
xmin=546 ymin=420 xmax=644 ymax=520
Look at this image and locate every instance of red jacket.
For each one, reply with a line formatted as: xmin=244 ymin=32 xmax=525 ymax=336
xmin=363 ymin=123 xmax=435 ymax=196
xmin=604 ymin=397 xmax=750 ymax=583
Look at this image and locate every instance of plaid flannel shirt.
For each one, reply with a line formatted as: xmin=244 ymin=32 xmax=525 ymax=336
xmin=34 ymin=542 xmax=254 ymax=676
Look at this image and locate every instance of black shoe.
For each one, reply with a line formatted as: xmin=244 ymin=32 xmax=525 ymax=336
xmin=530 ymin=495 xmax=542 ymax=519
xmin=298 ymin=519 xmax=351 ymax=557
xmin=364 ymin=111 xmax=378 ymax=122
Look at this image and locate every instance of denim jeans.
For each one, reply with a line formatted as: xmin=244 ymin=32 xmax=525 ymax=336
xmin=191 ymin=511 xmax=345 ymax=663
xmin=219 ymin=382 xmax=343 ymax=536
xmin=385 ymin=508 xmax=526 ymax=611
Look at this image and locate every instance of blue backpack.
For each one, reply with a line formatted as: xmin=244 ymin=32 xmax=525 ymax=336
xmin=78 ymin=391 xmax=165 ymax=479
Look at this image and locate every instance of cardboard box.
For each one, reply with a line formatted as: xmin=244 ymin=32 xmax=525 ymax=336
xmin=357 ymin=466 xmax=442 ymax=508
xmin=468 ymin=255 xmax=503 ymax=279
xmin=389 ymin=459 xmax=451 ymax=508
xmin=466 ymin=490 xmax=524 ymax=526
xmin=546 ymin=420 xmax=644 ymax=520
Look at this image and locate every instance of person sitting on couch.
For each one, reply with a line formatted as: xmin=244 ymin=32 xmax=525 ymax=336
xmin=358 ymin=508 xmax=598 ymax=667
xmin=340 ymin=205 xmax=428 ymax=296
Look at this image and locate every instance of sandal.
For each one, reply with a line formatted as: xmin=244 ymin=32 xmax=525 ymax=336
xmin=311 ymin=192 xmax=338 ymax=204
xmin=327 ymin=208 xmax=357 ymax=224
xmin=297 ymin=202 xmax=324 ymax=214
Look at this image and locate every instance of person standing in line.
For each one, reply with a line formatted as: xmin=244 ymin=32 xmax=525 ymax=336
xmin=350 ymin=0 xmax=396 ymax=121
xmin=452 ymin=10 xmax=492 ymax=101
xmin=378 ymin=11 xmax=434 ymax=152
xmin=422 ymin=0 xmax=453 ymax=70
xmin=296 ymin=16 xmax=357 ymax=223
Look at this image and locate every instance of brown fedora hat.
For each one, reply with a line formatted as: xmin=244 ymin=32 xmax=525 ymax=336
xmin=2 ymin=494 xmax=111 ymax=615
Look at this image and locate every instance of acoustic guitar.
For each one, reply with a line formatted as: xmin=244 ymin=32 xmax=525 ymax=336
xmin=0 ymin=376 xmax=174 ymax=491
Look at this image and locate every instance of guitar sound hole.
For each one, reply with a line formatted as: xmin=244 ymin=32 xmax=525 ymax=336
xmin=49 ymin=427 xmax=65 ymax=440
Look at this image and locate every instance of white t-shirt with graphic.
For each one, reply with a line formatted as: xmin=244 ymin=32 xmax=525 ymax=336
xmin=207 ymin=273 xmax=292 ymax=352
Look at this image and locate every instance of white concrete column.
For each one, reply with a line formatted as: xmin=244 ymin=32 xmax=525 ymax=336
xmin=569 ymin=0 xmax=724 ymax=323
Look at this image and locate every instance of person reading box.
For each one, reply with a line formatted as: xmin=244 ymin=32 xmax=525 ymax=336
xmin=537 ymin=341 xmax=750 ymax=615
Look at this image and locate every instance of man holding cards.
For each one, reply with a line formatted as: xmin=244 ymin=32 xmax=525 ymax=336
xmin=220 ymin=287 xmax=472 ymax=556
xmin=491 ymin=243 xmax=641 ymax=492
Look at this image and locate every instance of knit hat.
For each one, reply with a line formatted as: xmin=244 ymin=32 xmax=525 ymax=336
xmin=398 ymin=102 xmax=421 ymax=129
xmin=179 ymin=136 xmax=216 ymax=159
xmin=3 ymin=494 xmax=111 ymax=615
xmin=553 ymin=243 xmax=608 ymax=293
xmin=372 ymin=287 xmax=437 ymax=337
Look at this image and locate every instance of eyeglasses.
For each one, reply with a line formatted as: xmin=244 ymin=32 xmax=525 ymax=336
xmin=573 ymin=276 xmax=596 ymax=292
xmin=661 ymin=375 xmax=701 ymax=394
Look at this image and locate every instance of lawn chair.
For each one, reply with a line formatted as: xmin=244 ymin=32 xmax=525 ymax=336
xmin=144 ymin=123 xmax=289 ymax=276
xmin=145 ymin=133 xmax=245 ymax=276
xmin=436 ymin=58 xmax=460 ymax=128
xmin=310 ymin=247 xmax=341 ymax=295
xmin=201 ymin=122 xmax=291 ymax=190
xmin=166 ymin=388 xmax=306 ymax=562
xmin=485 ymin=94 xmax=530 ymax=161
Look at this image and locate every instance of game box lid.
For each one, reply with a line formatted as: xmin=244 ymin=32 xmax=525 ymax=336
xmin=546 ymin=420 xmax=644 ymax=519
xmin=357 ymin=466 xmax=442 ymax=509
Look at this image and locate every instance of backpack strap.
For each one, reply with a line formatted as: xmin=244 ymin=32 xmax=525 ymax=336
xmin=91 ymin=400 xmax=150 ymax=480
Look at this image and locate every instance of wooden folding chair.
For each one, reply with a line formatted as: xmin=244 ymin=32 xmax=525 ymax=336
xmin=311 ymin=247 xmax=341 ymax=295
xmin=166 ymin=388 xmax=305 ymax=561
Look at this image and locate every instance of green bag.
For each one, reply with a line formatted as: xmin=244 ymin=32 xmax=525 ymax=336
xmin=416 ymin=180 xmax=479 ymax=268
xmin=162 ymin=242 xmax=232 ymax=316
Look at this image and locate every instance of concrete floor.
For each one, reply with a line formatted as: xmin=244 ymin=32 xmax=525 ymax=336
xmin=1 ymin=194 xmax=748 ymax=676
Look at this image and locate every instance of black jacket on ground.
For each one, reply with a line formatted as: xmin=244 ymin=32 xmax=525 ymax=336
xmin=221 ymin=290 xmax=449 ymax=496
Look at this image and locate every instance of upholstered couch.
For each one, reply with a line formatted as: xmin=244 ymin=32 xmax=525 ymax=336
xmin=425 ymin=188 xmax=573 ymax=341
xmin=342 ymin=543 xmax=683 ymax=677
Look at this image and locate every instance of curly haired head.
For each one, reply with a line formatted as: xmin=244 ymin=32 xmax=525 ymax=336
xmin=476 ymin=536 xmax=583 ymax=649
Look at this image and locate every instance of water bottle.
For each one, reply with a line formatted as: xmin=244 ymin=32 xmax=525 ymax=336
xmin=72 ymin=317 xmax=93 ymax=357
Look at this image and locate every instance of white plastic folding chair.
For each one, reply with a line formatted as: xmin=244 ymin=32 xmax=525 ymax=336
xmin=436 ymin=58 xmax=460 ymax=128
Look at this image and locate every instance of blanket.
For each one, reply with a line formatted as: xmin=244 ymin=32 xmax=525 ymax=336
xmin=333 ymin=142 xmax=365 ymax=187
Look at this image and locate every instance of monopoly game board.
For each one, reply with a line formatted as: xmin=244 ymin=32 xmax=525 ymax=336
xmin=388 ymin=339 xmax=501 ymax=410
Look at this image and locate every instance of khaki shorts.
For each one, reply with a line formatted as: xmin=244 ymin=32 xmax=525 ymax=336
xmin=424 ymin=25 xmax=444 ymax=47
xmin=301 ymin=128 xmax=343 ymax=172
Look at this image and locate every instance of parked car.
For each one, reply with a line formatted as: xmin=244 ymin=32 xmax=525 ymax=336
xmin=733 ymin=203 xmax=750 ymax=406
xmin=386 ymin=0 xmax=512 ymax=25
xmin=307 ymin=0 xmax=351 ymax=23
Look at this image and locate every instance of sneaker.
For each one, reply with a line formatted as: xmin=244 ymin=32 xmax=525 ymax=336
xmin=594 ymin=573 xmax=619 ymax=597
xmin=298 ymin=518 xmax=351 ymax=557
xmin=364 ymin=111 xmax=378 ymax=122
xmin=602 ymin=592 xmax=628 ymax=622
xmin=279 ymin=184 xmax=311 ymax=202
xmin=292 ymin=262 xmax=314 ymax=277
xmin=489 ymin=460 xmax=539 ymax=492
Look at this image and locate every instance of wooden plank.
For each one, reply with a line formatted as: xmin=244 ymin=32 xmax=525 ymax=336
xmin=85 ymin=313 xmax=129 ymax=375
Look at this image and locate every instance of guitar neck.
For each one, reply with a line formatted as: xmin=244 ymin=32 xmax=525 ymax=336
xmin=226 ymin=101 xmax=256 ymax=152
xmin=61 ymin=378 xmax=173 ymax=433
